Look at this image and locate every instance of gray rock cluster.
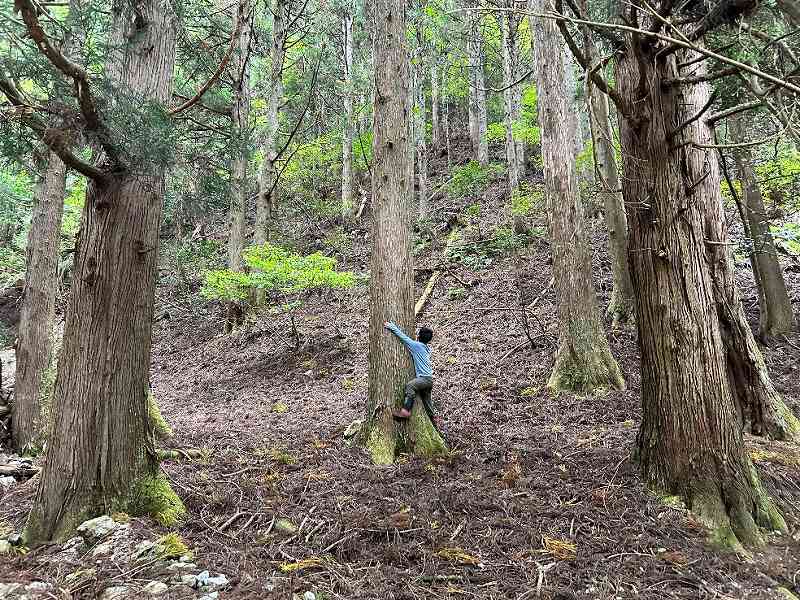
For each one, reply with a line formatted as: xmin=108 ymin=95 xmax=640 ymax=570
xmin=0 ymin=514 xmax=232 ymax=599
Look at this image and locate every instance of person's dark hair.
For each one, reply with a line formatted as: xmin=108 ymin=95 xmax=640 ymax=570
xmin=418 ymin=326 xmax=433 ymax=344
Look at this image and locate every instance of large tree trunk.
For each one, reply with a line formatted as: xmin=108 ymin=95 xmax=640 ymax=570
xmin=226 ymin=0 xmax=252 ymax=330
xmin=466 ymin=4 xmax=488 ymax=165
xmin=530 ymin=0 xmax=623 ymax=394
xmin=583 ymin=39 xmax=634 ymax=327
xmin=255 ymin=0 xmax=286 ymax=244
xmin=341 ymin=12 xmax=355 ymax=221
xmin=12 ymin=153 xmax=66 ymax=453
xmin=24 ymin=0 xmax=183 ymax=545
xmin=431 ymin=63 xmax=441 ymax=151
xmin=615 ymin=38 xmax=785 ymax=549
xmin=730 ymin=118 xmax=796 ymax=343
xmin=360 ymin=0 xmax=446 ymax=465
xmin=413 ymin=26 xmax=429 ymax=216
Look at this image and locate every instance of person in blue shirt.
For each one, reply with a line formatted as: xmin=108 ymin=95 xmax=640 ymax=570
xmin=384 ymin=321 xmax=436 ymax=423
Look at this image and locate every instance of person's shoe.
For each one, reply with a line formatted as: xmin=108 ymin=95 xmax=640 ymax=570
xmin=392 ymin=408 xmax=411 ymax=419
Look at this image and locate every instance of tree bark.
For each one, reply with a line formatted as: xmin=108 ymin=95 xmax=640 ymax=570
xmin=584 ymin=38 xmax=634 ymax=327
xmin=12 ymin=154 xmax=66 ymax=453
xmin=530 ymin=0 xmax=624 ymax=394
xmin=431 ymin=63 xmax=441 ymax=151
xmin=730 ymin=117 xmax=796 ymax=343
xmin=226 ymin=0 xmax=252 ymax=330
xmin=24 ymin=0 xmax=183 ymax=545
xmin=361 ymin=0 xmax=446 ymax=464
xmin=466 ymin=3 xmax=488 ymax=165
xmin=341 ymin=11 xmax=355 ymax=221
xmin=255 ymin=0 xmax=287 ymax=244
xmin=615 ymin=37 xmax=786 ymax=549
xmin=501 ymin=5 xmax=526 ymax=232
xmin=413 ymin=26 xmax=429 ymax=217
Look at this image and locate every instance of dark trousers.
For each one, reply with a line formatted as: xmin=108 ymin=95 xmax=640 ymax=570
xmin=403 ymin=376 xmax=434 ymax=418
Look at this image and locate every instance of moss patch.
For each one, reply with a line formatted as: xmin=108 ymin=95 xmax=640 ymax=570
xmin=124 ymin=472 xmax=186 ymax=527
xmin=156 ymin=532 xmax=192 ymax=559
xmin=148 ymin=392 xmax=173 ymax=440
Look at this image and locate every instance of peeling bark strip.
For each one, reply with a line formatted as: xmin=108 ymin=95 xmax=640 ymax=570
xmin=361 ymin=0 xmax=446 ymax=465
xmin=530 ymin=0 xmax=623 ymax=394
xmin=13 ymin=153 xmax=66 ymax=453
xmin=616 ymin=36 xmax=786 ymax=548
xmin=25 ymin=0 xmax=183 ymax=545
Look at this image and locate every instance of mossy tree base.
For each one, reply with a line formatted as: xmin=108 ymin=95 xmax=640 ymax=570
xmin=606 ymin=289 xmax=635 ymax=331
xmin=547 ymin=341 xmax=625 ymax=395
xmin=362 ymin=397 xmax=447 ymax=465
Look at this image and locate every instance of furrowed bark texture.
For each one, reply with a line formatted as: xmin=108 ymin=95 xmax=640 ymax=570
xmin=466 ymin=2 xmax=488 ymax=165
xmin=361 ymin=0 xmax=445 ymax=464
xmin=531 ymin=0 xmax=623 ymax=394
xmin=13 ymin=153 xmax=66 ymax=453
xmin=25 ymin=0 xmax=183 ymax=545
xmin=501 ymin=3 xmax=525 ymax=210
xmin=227 ymin=0 xmax=252 ymax=329
xmin=616 ymin=38 xmax=785 ymax=549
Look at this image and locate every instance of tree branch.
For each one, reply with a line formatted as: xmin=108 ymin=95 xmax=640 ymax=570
xmin=663 ymin=66 xmax=739 ymax=86
xmin=706 ymin=100 xmax=762 ymax=124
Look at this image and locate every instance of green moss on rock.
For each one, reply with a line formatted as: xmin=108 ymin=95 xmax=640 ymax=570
xmin=124 ymin=472 xmax=186 ymax=527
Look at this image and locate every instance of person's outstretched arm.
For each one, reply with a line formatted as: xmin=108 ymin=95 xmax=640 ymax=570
xmin=384 ymin=321 xmax=416 ymax=348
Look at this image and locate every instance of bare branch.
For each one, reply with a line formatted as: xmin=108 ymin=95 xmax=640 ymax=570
xmin=706 ymin=100 xmax=763 ymax=124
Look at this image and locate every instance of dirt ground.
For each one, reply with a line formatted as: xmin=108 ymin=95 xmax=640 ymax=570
xmin=2 ymin=159 xmax=800 ymax=599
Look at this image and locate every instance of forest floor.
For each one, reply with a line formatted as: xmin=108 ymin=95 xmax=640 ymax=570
xmin=2 ymin=149 xmax=800 ymax=599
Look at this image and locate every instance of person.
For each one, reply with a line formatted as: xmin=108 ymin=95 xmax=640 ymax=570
xmin=383 ymin=321 xmax=436 ymax=424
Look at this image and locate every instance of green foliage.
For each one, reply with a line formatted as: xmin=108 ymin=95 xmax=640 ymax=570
xmin=157 ymin=533 xmax=192 ymax=559
xmin=487 ymin=122 xmax=507 ymax=144
xmin=772 ymin=223 xmax=800 ymax=255
xmin=575 ymin=141 xmax=594 ymax=174
xmin=510 ymin=183 xmax=544 ymax=216
xmin=202 ymin=243 xmax=355 ymax=302
xmin=281 ymin=133 xmax=342 ymax=211
xmin=448 ymin=161 xmax=506 ymax=199
xmin=445 ymin=226 xmax=536 ymax=270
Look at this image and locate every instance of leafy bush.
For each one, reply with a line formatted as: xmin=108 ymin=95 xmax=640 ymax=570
xmin=445 ymin=226 xmax=536 ymax=270
xmin=487 ymin=122 xmax=507 ymax=144
xmin=510 ymin=183 xmax=544 ymax=216
xmin=202 ymin=243 xmax=355 ymax=302
xmin=448 ymin=161 xmax=506 ymax=199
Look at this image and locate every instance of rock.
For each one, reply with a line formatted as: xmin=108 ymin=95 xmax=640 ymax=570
xmin=0 ymin=475 xmax=15 ymax=488
xmin=25 ymin=582 xmax=49 ymax=593
xmin=195 ymin=570 xmax=210 ymax=587
xmin=343 ymin=419 xmax=363 ymax=438
xmin=304 ymin=592 xmax=316 ymax=600
xmin=142 ymin=581 xmax=168 ymax=595
xmin=166 ymin=561 xmax=197 ymax=571
xmin=200 ymin=574 xmax=229 ymax=592
xmin=92 ymin=540 xmax=114 ymax=557
xmin=7 ymin=533 xmax=22 ymax=546
xmin=180 ymin=574 xmax=197 ymax=588
xmin=198 ymin=594 xmax=219 ymax=600
xmin=77 ymin=515 xmax=117 ymax=540
xmin=134 ymin=540 xmax=159 ymax=558
xmin=0 ymin=583 xmax=21 ymax=597
xmin=0 ymin=540 xmax=11 ymax=554
xmin=99 ymin=586 xmax=129 ymax=600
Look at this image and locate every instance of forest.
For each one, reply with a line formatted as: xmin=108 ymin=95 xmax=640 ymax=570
xmin=0 ymin=0 xmax=799 ymax=597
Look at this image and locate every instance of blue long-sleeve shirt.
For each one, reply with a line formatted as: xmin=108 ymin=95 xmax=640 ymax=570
xmin=386 ymin=322 xmax=433 ymax=378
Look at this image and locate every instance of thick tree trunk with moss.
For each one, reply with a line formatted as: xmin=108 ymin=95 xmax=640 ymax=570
xmin=583 ymin=37 xmax=633 ymax=328
xmin=730 ymin=119 xmax=796 ymax=343
xmin=226 ymin=0 xmax=252 ymax=329
xmin=530 ymin=0 xmax=623 ymax=394
xmin=12 ymin=153 xmax=66 ymax=453
xmin=24 ymin=0 xmax=184 ymax=545
xmin=360 ymin=0 xmax=446 ymax=464
xmin=616 ymin=41 xmax=785 ymax=549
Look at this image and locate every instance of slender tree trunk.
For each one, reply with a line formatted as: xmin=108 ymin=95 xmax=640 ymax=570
xmin=615 ymin=37 xmax=786 ymax=550
xmin=255 ymin=0 xmax=286 ymax=244
xmin=341 ymin=12 xmax=355 ymax=221
xmin=226 ymin=0 xmax=252 ymax=330
xmin=466 ymin=4 xmax=488 ymax=165
xmin=583 ymin=40 xmax=634 ymax=327
xmin=444 ymin=100 xmax=451 ymax=171
xmin=25 ymin=0 xmax=183 ymax=545
xmin=431 ymin=63 xmax=440 ymax=151
xmin=530 ymin=0 xmax=623 ymax=394
xmin=501 ymin=7 xmax=526 ymax=232
xmin=361 ymin=0 xmax=446 ymax=465
xmin=12 ymin=154 xmax=66 ymax=453
xmin=730 ymin=118 xmax=796 ymax=343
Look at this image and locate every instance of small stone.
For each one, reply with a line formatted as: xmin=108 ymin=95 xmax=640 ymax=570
xmin=195 ymin=570 xmax=210 ymax=586
xmin=92 ymin=540 xmax=114 ymax=557
xmin=142 ymin=581 xmax=168 ymax=595
xmin=304 ymin=592 xmax=316 ymax=600
xmin=198 ymin=593 xmax=219 ymax=600
xmin=134 ymin=540 xmax=158 ymax=557
xmin=25 ymin=582 xmax=49 ymax=592
xmin=343 ymin=419 xmax=363 ymax=438
xmin=77 ymin=515 xmax=117 ymax=540
xmin=99 ymin=586 xmax=128 ymax=600
xmin=200 ymin=574 xmax=229 ymax=592
xmin=180 ymin=574 xmax=197 ymax=588
xmin=0 ymin=476 xmax=15 ymax=488
xmin=0 ymin=583 xmax=21 ymax=596
xmin=167 ymin=561 xmax=197 ymax=571
xmin=0 ymin=540 xmax=11 ymax=554
xmin=7 ymin=534 xmax=22 ymax=546
xmin=179 ymin=554 xmax=192 ymax=562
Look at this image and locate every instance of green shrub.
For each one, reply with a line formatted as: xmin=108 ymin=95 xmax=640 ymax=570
xmin=510 ymin=183 xmax=544 ymax=216
xmin=448 ymin=161 xmax=506 ymax=199
xmin=202 ymin=243 xmax=355 ymax=302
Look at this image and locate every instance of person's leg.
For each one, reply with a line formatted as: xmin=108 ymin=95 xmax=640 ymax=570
xmin=393 ymin=377 xmax=426 ymax=419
